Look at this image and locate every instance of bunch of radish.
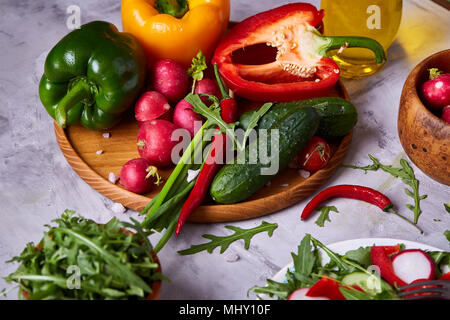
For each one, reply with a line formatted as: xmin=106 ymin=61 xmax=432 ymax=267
xmin=421 ymin=68 xmax=450 ymax=124
xmin=119 ymin=56 xmax=221 ymax=194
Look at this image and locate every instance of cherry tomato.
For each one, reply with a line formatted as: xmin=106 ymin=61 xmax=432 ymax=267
xmin=296 ymin=136 xmax=331 ymax=171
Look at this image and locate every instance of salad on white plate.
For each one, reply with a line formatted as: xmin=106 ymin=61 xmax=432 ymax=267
xmin=249 ymin=235 xmax=450 ymax=300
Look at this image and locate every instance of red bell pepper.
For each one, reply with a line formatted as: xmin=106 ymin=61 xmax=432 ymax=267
xmin=371 ymin=246 xmax=407 ymax=288
xmin=306 ymin=277 xmax=346 ymax=300
xmin=212 ymin=3 xmax=386 ymax=102
xmin=439 ymin=272 xmax=450 ymax=281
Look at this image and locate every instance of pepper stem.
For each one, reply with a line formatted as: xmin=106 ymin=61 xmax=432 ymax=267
xmin=155 ymin=0 xmax=189 ymax=18
xmin=321 ymin=36 xmax=387 ymax=64
xmin=386 ymin=207 xmax=424 ymax=234
xmin=55 ymin=80 xmax=92 ymax=128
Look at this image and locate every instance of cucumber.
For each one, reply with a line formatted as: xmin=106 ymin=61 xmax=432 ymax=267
xmin=210 ymin=106 xmax=320 ymax=204
xmin=239 ymin=97 xmax=357 ymax=139
xmin=341 ymin=272 xmax=395 ymax=296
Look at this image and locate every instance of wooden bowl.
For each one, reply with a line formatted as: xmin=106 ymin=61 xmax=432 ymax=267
xmin=398 ymin=49 xmax=450 ymax=185
xmin=146 ymin=252 xmax=162 ymax=300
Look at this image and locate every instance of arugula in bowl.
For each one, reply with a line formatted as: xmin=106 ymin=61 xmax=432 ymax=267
xmin=3 ymin=210 xmax=166 ymax=300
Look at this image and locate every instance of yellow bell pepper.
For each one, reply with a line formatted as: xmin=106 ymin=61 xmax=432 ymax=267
xmin=121 ymin=0 xmax=230 ymax=68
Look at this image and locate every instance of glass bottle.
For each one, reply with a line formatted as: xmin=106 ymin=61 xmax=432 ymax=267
xmin=321 ymin=0 xmax=403 ymax=78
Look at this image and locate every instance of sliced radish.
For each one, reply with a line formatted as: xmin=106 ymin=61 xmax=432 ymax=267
xmin=288 ymin=288 xmax=329 ymax=300
xmin=392 ymin=249 xmax=436 ymax=284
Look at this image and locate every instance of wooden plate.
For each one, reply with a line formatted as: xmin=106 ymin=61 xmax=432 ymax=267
xmin=55 ymin=81 xmax=352 ymax=223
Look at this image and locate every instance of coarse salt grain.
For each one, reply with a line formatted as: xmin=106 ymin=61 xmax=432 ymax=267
xmin=187 ymin=169 xmax=200 ymax=183
xmin=280 ymin=184 xmax=289 ymax=187
xmin=298 ymin=169 xmax=310 ymax=178
xmin=111 ymin=202 xmax=126 ymax=214
xmin=225 ymin=253 xmax=240 ymax=263
xmin=96 ymin=150 xmax=104 ymax=155
xmin=108 ymin=172 xmax=119 ymax=184
xmin=103 ymin=132 xmax=111 ymax=138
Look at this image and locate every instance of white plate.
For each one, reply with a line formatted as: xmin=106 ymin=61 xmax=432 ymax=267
xmin=264 ymin=238 xmax=446 ymax=299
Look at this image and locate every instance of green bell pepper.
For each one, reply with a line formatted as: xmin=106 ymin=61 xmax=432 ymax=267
xmin=39 ymin=21 xmax=147 ymax=130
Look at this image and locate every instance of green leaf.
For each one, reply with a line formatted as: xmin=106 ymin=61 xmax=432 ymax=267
xmin=315 ymin=206 xmax=339 ymax=227
xmin=339 ymin=287 xmax=373 ymax=300
xmin=445 ymin=230 xmax=450 ymax=242
xmin=3 ymin=211 xmax=163 ymax=300
xmin=187 ymin=51 xmax=207 ymax=83
xmin=248 ymin=279 xmax=294 ymax=300
xmin=344 ymin=246 xmax=372 ymax=268
xmin=292 ymin=234 xmax=315 ymax=276
xmin=239 ymin=103 xmax=273 ymax=150
xmin=185 ymin=94 xmax=238 ymax=142
xmin=178 ymin=221 xmax=278 ymax=255
xmin=445 ymin=203 xmax=450 ymax=214
xmin=345 ymin=154 xmax=427 ymax=225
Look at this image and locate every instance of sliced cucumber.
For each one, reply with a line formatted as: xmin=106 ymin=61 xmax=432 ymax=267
xmin=341 ymin=272 xmax=394 ymax=296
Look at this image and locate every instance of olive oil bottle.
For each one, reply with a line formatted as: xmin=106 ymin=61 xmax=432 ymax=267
xmin=321 ymin=0 xmax=402 ymax=78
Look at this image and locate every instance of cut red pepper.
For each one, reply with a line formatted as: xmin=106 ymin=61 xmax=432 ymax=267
xmin=300 ymin=185 xmax=423 ymax=233
xmin=212 ymin=3 xmax=386 ymax=102
xmin=306 ymin=277 xmax=346 ymax=300
xmin=439 ymin=272 xmax=450 ymax=281
xmin=371 ymin=246 xmax=407 ymax=288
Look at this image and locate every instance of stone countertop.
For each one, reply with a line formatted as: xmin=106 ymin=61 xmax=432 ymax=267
xmin=0 ymin=0 xmax=449 ymax=300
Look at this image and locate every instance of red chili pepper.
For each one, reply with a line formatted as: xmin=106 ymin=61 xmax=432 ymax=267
xmin=212 ymin=3 xmax=386 ymax=102
xmin=300 ymin=185 xmax=423 ymax=233
xmin=175 ymin=65 xmax=238 ymax=235
xmin=371 ymin=246 xmax=407 ymax=288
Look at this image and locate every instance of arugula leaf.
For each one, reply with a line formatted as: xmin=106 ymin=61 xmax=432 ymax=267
xmin=3 ymin=211 xmax=163 ymax=300
xmin=185 ymin=93 xmax=273 ymax=151
xmin=178 ymin=221 xmax=278 ymax=255
xmin=315 ymin=206 xmax=339 ymax=227
xmin=187 ymin=51 xmax=207 ymax=93
xmin=248 ymin=278 xmax=295 ymax=300
xmin=445 ymin=203 xmax=450 ymax=214
xmin=339 ymin=286 xmax=397 ymax=300
xmin=343 ymin=246 xmax=372 ymax=268
xmin=345 ymin=154 xmax=427 ymax=224
xmin=185 ymin=94 xmax=237 ymax=140
xmin=238 ymin=102 xmax=273 ymax=151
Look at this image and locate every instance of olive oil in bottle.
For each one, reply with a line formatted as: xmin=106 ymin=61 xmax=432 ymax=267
xmin=321 ymin=0 xmax=402 ymax=78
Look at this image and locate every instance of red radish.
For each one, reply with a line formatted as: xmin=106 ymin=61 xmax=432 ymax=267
xmin=421 ymin=68 xmax=450 ymax=109
xmin=151 ymin=59 xmax=189 ymax=103
xmin=173 ymin=99 xmax=203 ymax=137
xmin=135 ymin=91 xmax=172 ymax=123
xmin=288 ymin=288 xmax=329 ymax=300
xmin=392 ymin=249 xmax=436 ymax=284
xmin=441 ymin=105 xmax=450 ymax=124
xmin=119 ymin=158 xmax=161 ymax=194
xmin=194 ymin=78 xmax=221 ymax=97
xmin=137 ymin=120 xmax=182 ymax=167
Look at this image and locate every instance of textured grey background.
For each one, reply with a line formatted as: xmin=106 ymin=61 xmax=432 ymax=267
xmin=0 ymin=0 xmax=449 ymax=299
